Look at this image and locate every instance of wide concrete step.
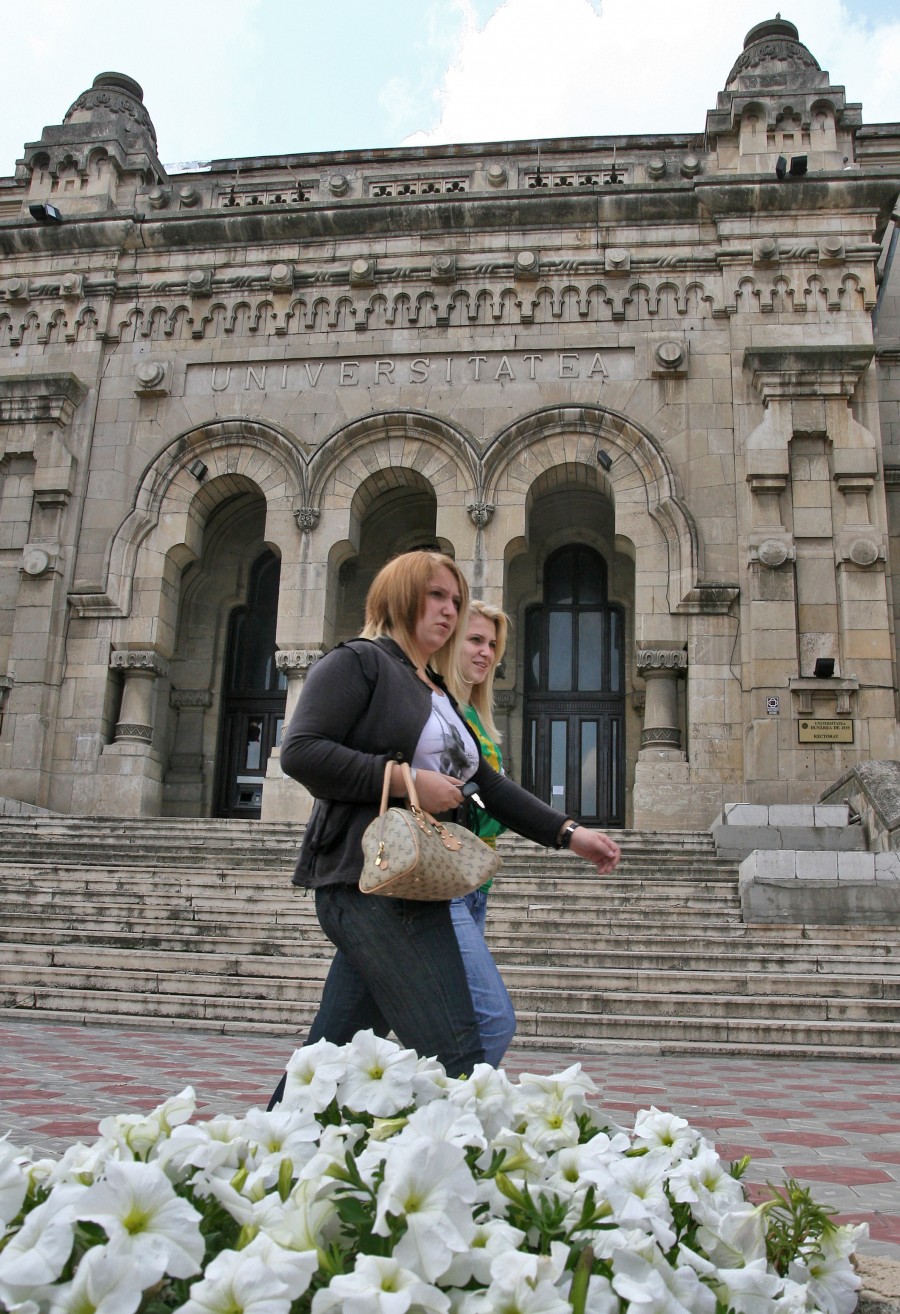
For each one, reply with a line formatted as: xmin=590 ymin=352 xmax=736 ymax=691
xmin=2 ymin=984 xmax=895 ymax=1053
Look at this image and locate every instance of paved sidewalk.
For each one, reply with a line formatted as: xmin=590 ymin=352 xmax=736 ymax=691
xmin=0 ymin=1019 xmax=898 ymax=1261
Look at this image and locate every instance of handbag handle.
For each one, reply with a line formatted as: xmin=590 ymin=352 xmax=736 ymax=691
xmin=380 ymin=760 xmax=421 ymax=813
xmin=379 ymin=761 xmax=462 ymax=852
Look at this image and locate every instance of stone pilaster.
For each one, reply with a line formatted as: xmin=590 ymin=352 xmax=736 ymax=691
xmin=261 ymin=648 xmax=324 ymax=822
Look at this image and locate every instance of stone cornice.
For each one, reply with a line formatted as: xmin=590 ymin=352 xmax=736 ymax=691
xmin=743 ymin=345 xmax=875 ymax=401
xmin=0 ymin=372 xmax=87 ymax=426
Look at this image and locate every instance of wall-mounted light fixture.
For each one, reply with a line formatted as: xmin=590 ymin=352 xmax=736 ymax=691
xmin=813 ymin=657 xmax=835 ymax=678
xmin=188 ymin=459 xmax=208 ymax=482
xmin=775 ymin=155 xmax=808 ymax=181
xmin=597 ymin=449 xmax=613 ymax=471
xmin=28 ymin=203 xmax=63 ymax=223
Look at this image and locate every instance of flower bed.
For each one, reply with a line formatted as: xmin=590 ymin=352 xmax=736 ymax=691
xmin=0 ymin=1031 xmax=865 ymax=1312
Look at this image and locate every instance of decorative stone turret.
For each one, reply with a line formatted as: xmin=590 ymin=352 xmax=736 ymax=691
xmin=706 ymin=18 xmax=861 ymax=175
xmin=17 ymin=72 xmax=166 ymax=217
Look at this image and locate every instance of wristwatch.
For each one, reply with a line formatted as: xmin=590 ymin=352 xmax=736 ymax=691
xmin=557 ymin=820 xmax=580 ymax=850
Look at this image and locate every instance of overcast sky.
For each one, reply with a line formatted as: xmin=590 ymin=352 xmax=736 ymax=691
xmin=3 ymin=0 xmax=898 ymax=175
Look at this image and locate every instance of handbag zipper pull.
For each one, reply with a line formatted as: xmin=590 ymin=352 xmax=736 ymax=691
xmin=375 ymin=839 xmax=386 ymax=868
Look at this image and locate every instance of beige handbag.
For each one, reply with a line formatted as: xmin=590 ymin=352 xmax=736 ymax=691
xmin=359 ymin=762 xmax=502 ymax=900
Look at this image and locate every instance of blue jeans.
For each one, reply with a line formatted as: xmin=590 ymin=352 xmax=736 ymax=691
xmin=450 ymin=889 xmax=516 ymax=1067
xmin=304 ymin=883 xmax=484 ymax=1079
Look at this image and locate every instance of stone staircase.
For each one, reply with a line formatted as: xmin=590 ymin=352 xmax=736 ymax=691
xmin=0 ymin=816 xmax=898 ymax=1059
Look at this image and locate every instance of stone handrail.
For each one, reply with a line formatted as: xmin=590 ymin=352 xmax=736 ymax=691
xmin=819 ymin=760 xmax=900 ymax=853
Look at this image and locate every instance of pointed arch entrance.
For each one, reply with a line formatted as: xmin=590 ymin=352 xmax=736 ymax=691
xmin=521 ymin=545 xmax=625 ymax=826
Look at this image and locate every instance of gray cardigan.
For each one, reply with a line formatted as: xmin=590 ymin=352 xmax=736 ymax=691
xmin=280 ymin=636 xmax=565 ymax=888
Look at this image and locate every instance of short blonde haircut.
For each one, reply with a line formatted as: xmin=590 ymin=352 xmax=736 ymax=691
xmin=438 ymin=599 xmax=509 ymax=744
xmin=361 ymin=550 xmax=468 ymax=673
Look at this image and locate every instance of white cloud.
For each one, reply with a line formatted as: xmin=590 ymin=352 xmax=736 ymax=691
xmin=403 ymin=0 xmax=900 ymax=147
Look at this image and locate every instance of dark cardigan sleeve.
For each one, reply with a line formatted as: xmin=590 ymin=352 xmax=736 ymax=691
xmin=472 ymin=760 xmax=566 ymax=850
xmin=279 ymin=644 xmax=389 ymax=804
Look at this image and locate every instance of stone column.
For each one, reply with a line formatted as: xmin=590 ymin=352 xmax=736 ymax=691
xmin=110 ymin=650 xmax=169 ymax=743
xmin=260 ymin=648 xmax=324 ymax=822
xmin=90 ymin=649 xmax=168 ymax=815
xmin=636 ymin=648 xmax=687 ymax=760
xmin=163 ymin=689 xmax=212 ymax=815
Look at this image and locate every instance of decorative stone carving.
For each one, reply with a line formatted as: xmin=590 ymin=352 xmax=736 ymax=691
xmin=64 ymin=72 xmax=157 ymax=146
xmin=847 ymin=537 xmax=880 ymax=567
xmin=170 ymin=689 xmax=213 ymax=709
xmin=494 ymin=689 xmax=516 ymax=709
xmin=467 ymin=502 xmax=495 ymax=528
xmin=637 ymin=649 xmax=688 ymax=672
xmin=294 ymin=507 xmax=320 ymax=533
xmin=269 ymin=263 xmax=294 ymax=290
xmin=431 ymin=254 xmax=457 ymax=282
xmin=147 ymin=187 xmax=170 ymax=210
xmin=327 ymin=173 xmax=350 ymax=196
xmin=754 ymin=237 xmax=779 ymax=265
xmin=178 ymin=185 xmax=201 ymax=208
xmin=514 ymin=249 xmax=539 ymax=277
xmin=605 ymin=247 xmax=630 ymax=272
xmin=350 ymin=257 xmax=376 ymax=285
xmin=756 ymin=538 xmax=792 ymax=568
xmin=0 ymin=373 xmax=87 ymax=427
xmin=187 ymin=268 xmax=212 ymax=295
xmin=133 ymin=361 xmax=169 ymax=396
xmin=640 ymin=726 xmax=681 ymax=747
xmin=646 ymin=156 xmax=666 ymax=179
xmin=114 ymin=723 xmax=153 ymax=742
xmin=59 ymin=273 xmax=83 ymax=299
xmin=653 ymin=340 xmax=687 ymax=374
xmin=486 ymin=163 xmax=507 ymax=187
xmin=818 ymin=235 xmax=845 ymax=263
xmin=4 ymin=278 xmax=28 ymax=303
xmin=110 ymin=649 xmax=169 ymax=678
xmin=680 ymin=154 xmax=702 ymax=177
xmin=276 ymin=650 xmax=323 ymax=675
xmin=21 ymin=546 xmax=52 ymax=578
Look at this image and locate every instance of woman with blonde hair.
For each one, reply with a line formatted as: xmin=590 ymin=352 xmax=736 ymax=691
xmin=268 ymin=550 xmax=620 ymax=1097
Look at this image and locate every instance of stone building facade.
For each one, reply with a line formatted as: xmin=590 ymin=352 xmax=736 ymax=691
xmin=0 ymin=18 xmax=899 ymax=830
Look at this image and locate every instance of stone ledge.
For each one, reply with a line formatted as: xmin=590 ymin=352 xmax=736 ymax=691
xmin=712 ymin=802 xmax=865 ymax=859
xmin=857 ymin=1254 xmax=900 ymax=1313
xmin=739 ymin=850 xmax=900 ymax=923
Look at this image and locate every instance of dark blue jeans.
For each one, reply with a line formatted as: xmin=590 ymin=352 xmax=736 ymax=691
xmin=302 ymin=883 xmax=485 ymax=1080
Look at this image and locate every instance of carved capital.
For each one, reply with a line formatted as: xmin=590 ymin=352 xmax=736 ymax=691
xmin=0 ymin=372 xmax=87 ymax=427
xmin=276 ymin=649 xmax=324 ymax=676
xmin=467 ymin=502 xmax=495 ymax=528
xmin=636 ymin=648 xmax=688 ymax=674
xmin=744 ymin=345 xmax=874 ymax=403
xmin=113 ymin=722 xmax=153 ymax=742
xmin=110 ymin=649 xmax=169 ymax=678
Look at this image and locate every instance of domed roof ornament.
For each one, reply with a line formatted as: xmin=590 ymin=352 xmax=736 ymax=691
xmin=64 ymin=72 xmax=158 ymax=148
xmin=725 ymin=16 xmax=826 ymax=93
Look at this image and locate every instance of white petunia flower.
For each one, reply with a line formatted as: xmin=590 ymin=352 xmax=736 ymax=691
xmin=98 ymin=1086 xmax=196 ymax=1160
xmin=457 ymin=1244 xmax=572 ymax=1314
xmin=604 ymin=1147 xmax=676 ymax=1249
xmin=281 ymin=1039 xmax=347 ymax=1113
xmin=632 ymin=1106 xmax=700 ymax=1159
xmin=156 ymin=1119 xmax=246 ymax=1177
xmin=437 ymin=1216 xmax=525 ymax=1287
xmin=667 ymin=1143 xmax=746 ymax=1211
xmin=0 ymin=1134 xmax=27 ymax=1225
xmin=79 ymin=1159 xmax=204 ymax=1285
xmin=788 ymin=1223 xmax=867 ymax=1314
xmin=694 ymin=1200 xmax=770 ymax=1268
xmin=513 ymin=1064 xmax=598 ymax=1113
xmin=612 ymin=1239 xmax=718 ymax=1313
xmin=516 ymin=1090 xmax=580 ymax=1153
xmin=445 ymin=1064 xmax=516 ymax=1140
xmin=394 ymin=1098 xmax=486 ymax=1153
xmin=46 ymin=1244 xmax=146 ymax=1314
xmin=172 ymin=1249 xmax=293 ymax=1314
xmin=311 ymin=1253 xmax=450 ymax=1313
xmin=374 ymin=1138 xmax=477 ymax=1281
xmin=581 ymin=1271 xmax=620 ymax=1314
xmin=679 ymin=1243 xmax=784 ymax=1313
xmin=261 ymin=1174 xmax=341 ymax=1254
xmin=0 ymin=1181 xmax=85 ymax=1296
xmin=241 ymin=1105 xmax=321 ymax=1178
xmin=337 ymin=1030 xmax=419 ymax=1117
xmin=240 ymin=1231 xmax=320 ymax=1300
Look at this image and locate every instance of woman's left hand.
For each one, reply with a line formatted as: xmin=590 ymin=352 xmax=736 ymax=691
xmin=568 ymin=827 xmax=621 ymax=874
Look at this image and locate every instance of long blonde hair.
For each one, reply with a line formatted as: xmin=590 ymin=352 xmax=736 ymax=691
xmin=440 ymin=599 xmax=509 ymax=744
xmin=360 ymin=550 xmax=468 ymax=672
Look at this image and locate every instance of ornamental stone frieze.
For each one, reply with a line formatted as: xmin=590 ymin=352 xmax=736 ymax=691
xmin=169 ymin=689 xmax=213 ymax=710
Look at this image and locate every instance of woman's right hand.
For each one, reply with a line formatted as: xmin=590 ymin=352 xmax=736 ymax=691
xmin=392 ymin=765 xmax=463 ymax=814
